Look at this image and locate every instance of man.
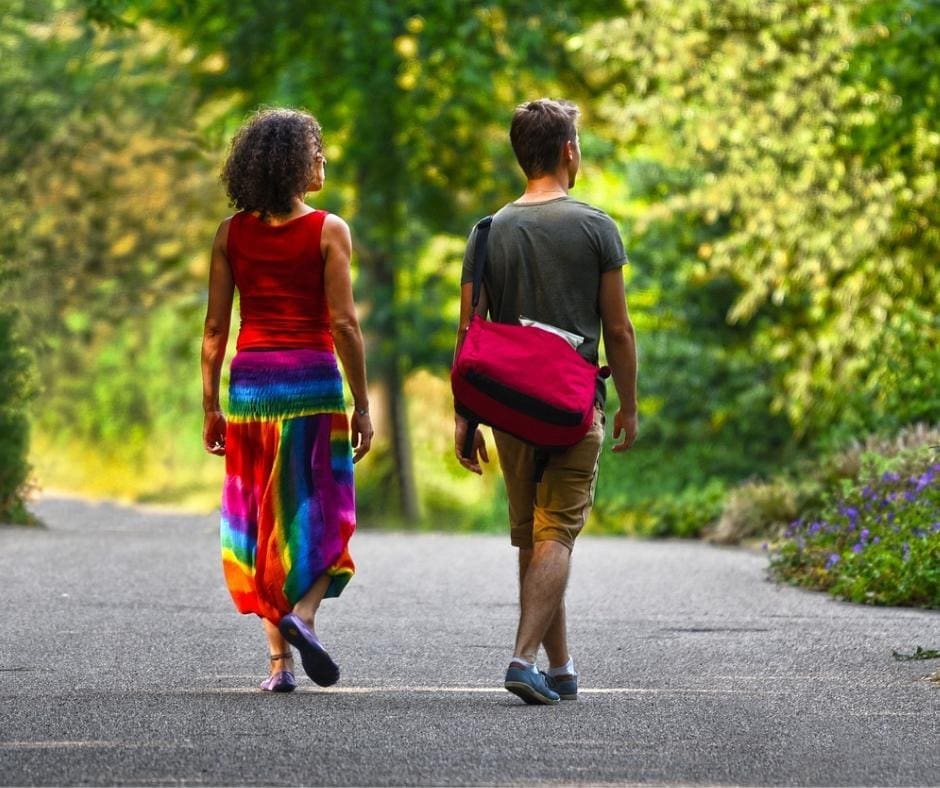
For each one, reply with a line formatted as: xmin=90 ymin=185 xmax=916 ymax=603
xmin=454 ymin=98 xmax=638 ymax=705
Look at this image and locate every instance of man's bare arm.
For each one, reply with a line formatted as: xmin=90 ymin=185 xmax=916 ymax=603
xmin=599 ymin=267 xmax=638 ymax=451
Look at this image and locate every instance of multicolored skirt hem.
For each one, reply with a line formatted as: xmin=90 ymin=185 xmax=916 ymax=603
xmin=220 ymin=349 xmax=356 ymax=623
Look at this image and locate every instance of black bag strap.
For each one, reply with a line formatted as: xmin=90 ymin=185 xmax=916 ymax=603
xmin=460 ymin=215 xmax=493 ymax=460
xmin=471 ymin=215 xmax=493 ymax=310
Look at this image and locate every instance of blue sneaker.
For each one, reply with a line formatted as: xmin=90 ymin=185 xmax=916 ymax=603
xmin=543 ymin=671 xmax=578 ymax=700
xmin=504 ymin=663 xmax=560 ymax=705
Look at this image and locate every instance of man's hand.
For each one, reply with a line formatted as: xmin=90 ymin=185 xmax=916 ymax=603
xmin=612 ymin=408 xmax=638 ymax=452
xmin=455 ymin=415 xmax=489 ymax=474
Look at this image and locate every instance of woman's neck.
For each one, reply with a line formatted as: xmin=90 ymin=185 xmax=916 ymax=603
xmin=255 ymin=196 xmax=312 ymax=226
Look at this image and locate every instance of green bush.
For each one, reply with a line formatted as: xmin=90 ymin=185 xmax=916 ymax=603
xmin=0 ymin=309 xmax=33 ymax=523
xmin=770 ymin=445 xmax=940 ymax=609
xmin=709 ymin=478 xmax=800 ymax=545
xmin=591 ymin=480 xmax=726 ymax=539
xmin=644 ymin=481 xmax=727 ymax=539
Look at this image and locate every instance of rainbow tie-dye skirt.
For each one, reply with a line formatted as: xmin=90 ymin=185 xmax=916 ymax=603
xmin=220 ymin=348 xmax=355 ymax=622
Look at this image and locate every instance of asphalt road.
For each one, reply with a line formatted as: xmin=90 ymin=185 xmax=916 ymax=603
xmin=1 ymin=496 xmax=938 ymax=787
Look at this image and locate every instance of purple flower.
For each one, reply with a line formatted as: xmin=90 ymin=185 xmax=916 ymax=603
xmin=825 ymin=553 xmax=841 ymax=569
xmin=808 ymin=521 xmax=822 ymax=535
xmin=852 ymin=543 xmax=864 ymax=554
xmin=914 ymin=470 xmax=935 ymax=493
xmin=902 ymin=542 xmax=911 ymax=562
xmin=882 ymin=471 xmax=900 ymax=483
xmin=932 ymin=523 xmax=940 ymax=534
xmin=859 ymin=528 xmax=870 ymax=542
xmin=872 ymin=536 xmax=881 ymax=544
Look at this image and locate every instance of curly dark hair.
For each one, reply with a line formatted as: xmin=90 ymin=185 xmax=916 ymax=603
xmin=221 ymin=108 xmax=323 ymax=218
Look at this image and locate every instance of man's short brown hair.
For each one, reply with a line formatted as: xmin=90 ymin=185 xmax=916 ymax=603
xmin=509 ymin=99 xmax=580 ymax=179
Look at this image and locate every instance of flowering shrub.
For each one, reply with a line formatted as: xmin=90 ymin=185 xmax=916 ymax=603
xmin=770 ymin=450 xmax=940 ymax=608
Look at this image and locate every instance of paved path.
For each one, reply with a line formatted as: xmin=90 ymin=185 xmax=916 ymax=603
xmin=1 ymin=497 xmax=938 ymax=786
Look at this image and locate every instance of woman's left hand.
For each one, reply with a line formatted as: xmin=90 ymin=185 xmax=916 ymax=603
xmin=204 ymin=410 xmax=227 ymax=455
xmin=351 ymin=410 xmax=373 ymax=463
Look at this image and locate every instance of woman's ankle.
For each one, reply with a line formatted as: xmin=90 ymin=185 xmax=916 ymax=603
xmin=269 ymin=652 xmax=293 ymax=674
xmin=290 ymin=607 xmax=317 ymax=629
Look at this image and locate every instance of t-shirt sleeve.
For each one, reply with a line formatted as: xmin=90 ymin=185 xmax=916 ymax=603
xmin=592 ymin=212 xmax=628 ymax=272
xmin=460 ymin=226 xmax=478 ymax=285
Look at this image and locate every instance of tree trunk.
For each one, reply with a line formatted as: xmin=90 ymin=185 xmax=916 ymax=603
xmin=350 ymin=5 xmax=420 ymax=524
xmin=386 ymin=363 xmax=420 ymax=523
xmin=357 ymin=242 xmax=420 ymax=525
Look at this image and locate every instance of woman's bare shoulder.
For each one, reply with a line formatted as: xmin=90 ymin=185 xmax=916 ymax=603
xmin=322 ymin=212 xmax=350 ymax=234
xmin=213 ymin=214 xmax=236 ymax=248
xmin=321 ymin=212 xmax=352 ymax=251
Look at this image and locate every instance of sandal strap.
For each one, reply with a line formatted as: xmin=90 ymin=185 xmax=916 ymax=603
xmin=269 ymin=651 xmax=293 ymax=662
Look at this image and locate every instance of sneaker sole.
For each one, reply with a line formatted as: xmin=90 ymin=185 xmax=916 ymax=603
xmin=504 ymin=680 xmax=560 ymax=705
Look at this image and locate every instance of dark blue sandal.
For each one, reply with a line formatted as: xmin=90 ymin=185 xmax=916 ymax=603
xmin=260 ymin=652 xmax=296 ymax=692
xmin=278 ymin=613 xmax=340 ymax=687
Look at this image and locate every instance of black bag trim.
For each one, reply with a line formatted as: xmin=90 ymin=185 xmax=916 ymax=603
xmin=465 ymin=369 xmax=583 ymax=427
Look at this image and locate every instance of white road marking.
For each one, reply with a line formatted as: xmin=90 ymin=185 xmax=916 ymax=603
xmin=0 ymin=741 xmax=173 ymax=750
xmin=191 ymin=685 xmax=776 ymax=695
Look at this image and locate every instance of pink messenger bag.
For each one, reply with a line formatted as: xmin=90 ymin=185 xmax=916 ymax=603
xmin=452 ymin=216 xmax=609 ymax=460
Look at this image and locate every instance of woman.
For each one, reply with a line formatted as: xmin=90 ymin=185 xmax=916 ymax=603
xmin=201 ymin=108 xmax=372 ymax=692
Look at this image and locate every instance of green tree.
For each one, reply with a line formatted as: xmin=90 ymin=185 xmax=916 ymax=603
xmin=577 ymin=0 xmax=939 ymax=443
xmin=1 ymin=1 xmax=223 ymax=473
xmin=88 ymin=0 xmax=615 ymax=521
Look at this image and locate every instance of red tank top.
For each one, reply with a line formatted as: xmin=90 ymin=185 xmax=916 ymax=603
xmin=227 ymin=210 xmax=334 ymax=352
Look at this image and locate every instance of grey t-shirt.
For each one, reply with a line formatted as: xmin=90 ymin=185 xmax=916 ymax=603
xmin=461 ymin=196 xmax=627 ymax=367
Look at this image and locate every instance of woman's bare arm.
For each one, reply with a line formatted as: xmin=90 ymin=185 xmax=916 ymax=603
xmin=201 ymin=218 xmax=235 ymax=454
xmin=322 ymin=213 xmax=372 ymax=462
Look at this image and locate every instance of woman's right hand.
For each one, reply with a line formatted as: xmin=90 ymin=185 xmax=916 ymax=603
xmin=351 ymin=410 xmax=373 ymax=463
xmin=204 ymin=410 xmax=227 ymax=455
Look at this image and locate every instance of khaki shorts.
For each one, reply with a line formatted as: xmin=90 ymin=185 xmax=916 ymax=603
xmin=494 ymin=407 xmax=605 ymax=551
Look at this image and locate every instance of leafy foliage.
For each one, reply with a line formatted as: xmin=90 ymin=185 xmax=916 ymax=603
xmin=0 ymin=2 xmax=224 ymax=470
xmin=577 ymin=0 xmax=940 ymax=440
